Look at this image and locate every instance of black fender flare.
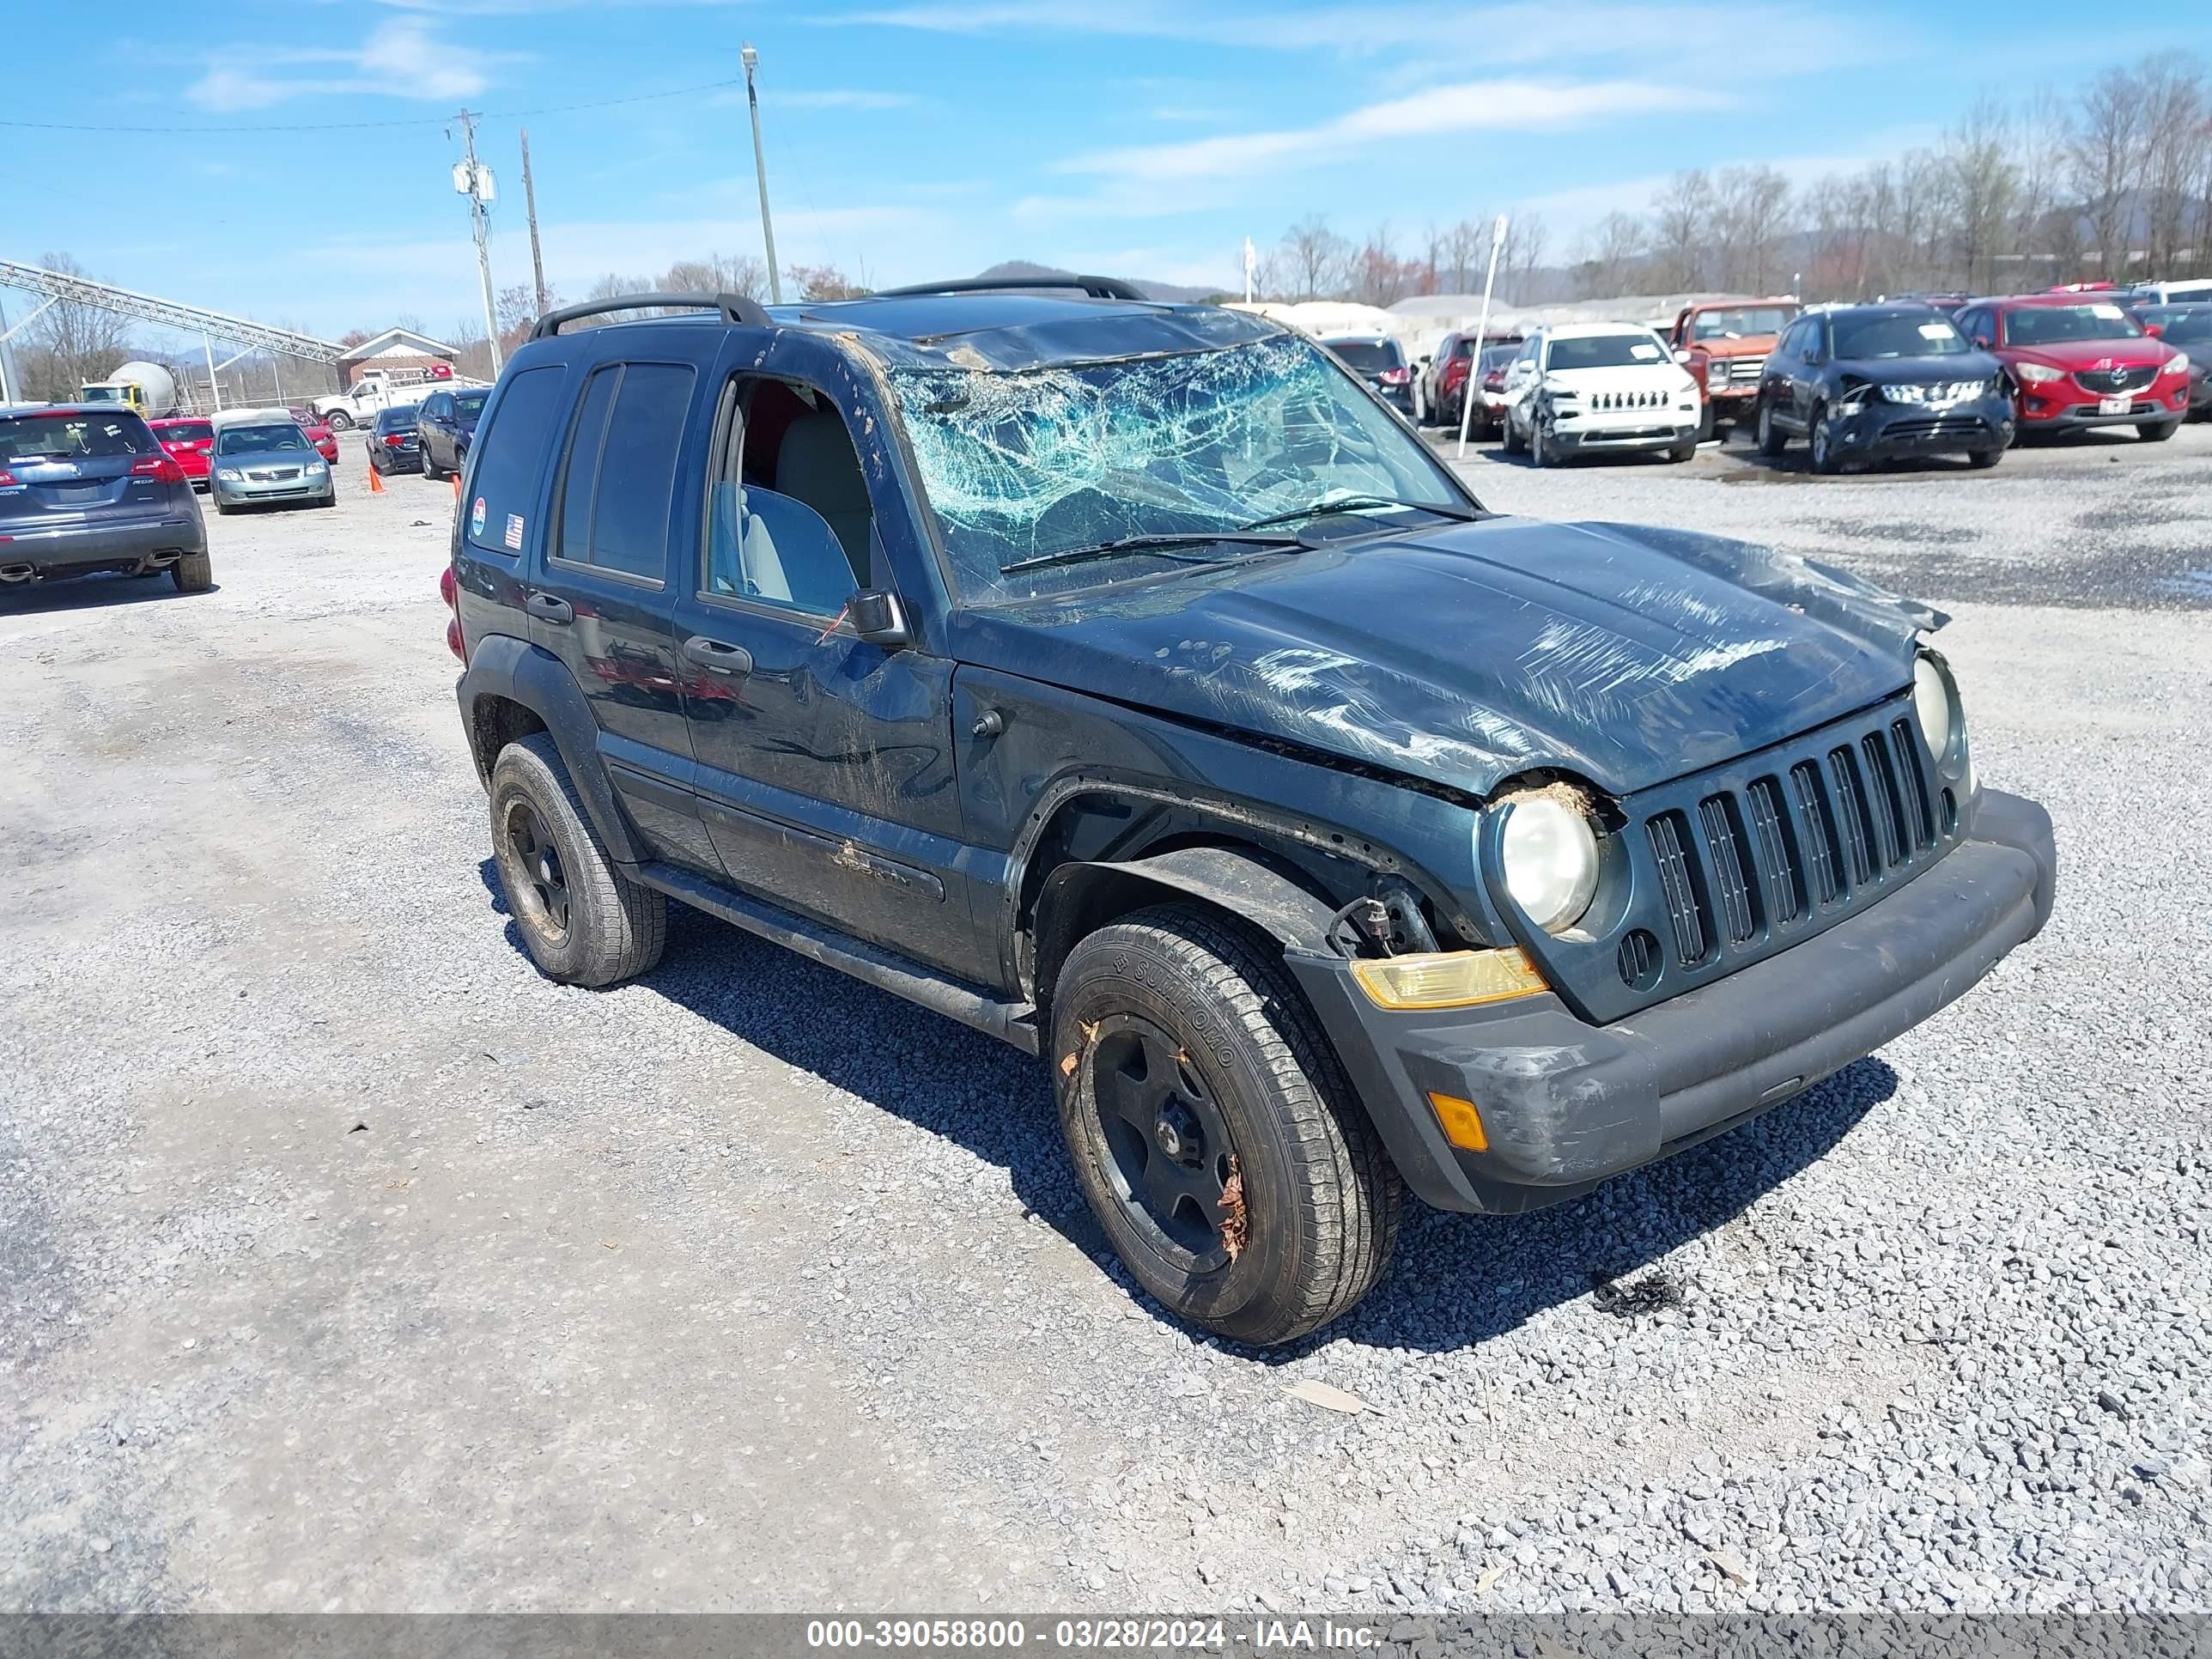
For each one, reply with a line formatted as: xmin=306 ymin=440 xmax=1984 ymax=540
xmin=1030 ymin=844 xmax=1340 ymax=1010
xmin=457 ymin=631 xmax=641 ymax=865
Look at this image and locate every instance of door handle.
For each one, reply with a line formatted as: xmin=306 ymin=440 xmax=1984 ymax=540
xmin=525 ymin=592 xmax=574 ymax=624
xmin=683 ymin=635 xmax=754 ymax=675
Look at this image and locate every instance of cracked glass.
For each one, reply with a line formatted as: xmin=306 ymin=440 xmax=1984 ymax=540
xmin=886 ymin=336 xmax=1463 ymax=603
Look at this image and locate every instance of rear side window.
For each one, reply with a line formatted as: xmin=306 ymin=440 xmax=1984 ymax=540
xmin=465 ymin=366 xmax=568 ymax=556
xmin=551 ymin=361 xmax=695 ymax=583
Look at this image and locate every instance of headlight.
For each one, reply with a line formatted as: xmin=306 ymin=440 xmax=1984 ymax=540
xmin=2014 ymin=362 xmax=2064 ymax=385
xmin=1912 ymin=656 xmax=1952 ymax=756
xmin=2166 ymin=352 xmax=2190 ymax=376
xmin=1497 ymin=794 xmax=1600 ymax=933
xmin=306 ymin=461 xmax=327 ymax=475
xmin=215 ymin=468 xmax=240 ymax=481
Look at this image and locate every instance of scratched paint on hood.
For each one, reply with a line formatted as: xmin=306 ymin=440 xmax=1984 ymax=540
xmin=948 ymin=515 xmax=1934 ymax=799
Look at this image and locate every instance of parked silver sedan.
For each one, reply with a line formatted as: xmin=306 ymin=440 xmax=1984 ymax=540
xmin=208 ymin=414 xmax=335 ymax=514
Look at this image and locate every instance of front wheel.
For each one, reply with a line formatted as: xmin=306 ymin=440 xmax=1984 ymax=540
xmin=422 ymin=451 xmax=442 ymax=479
xmin=1529 ymin=415 xmax=1555 ymax=468
xmin=1755 ymin=396 xmax=1787 ymax=457
xmin=323 ymin=410 xmax=354 ymax=432
xmin=1808 ymin=403 xmax=1842 ymax=474
xmin=1967 ymin=447 xmax=2002 ymax=470
xmin=2138 ymin=418 xmax=2180 ymax=442
xmin=1501 ymin=410 xmax=1526 ymax=455
xmin=1052 ymin=906 xmax=1401 ymax=1346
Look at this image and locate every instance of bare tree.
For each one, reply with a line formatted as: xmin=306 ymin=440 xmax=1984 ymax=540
xmin=18 ymin=252 xmax=134 ymax=401
xmin=2137 ymin=56 xmax=2208 ymax=276
xmin=1713 ymin=166 xmax=1794 ymax=291
xmin=1573 ymin=212 xmax=1650 ymax=298
xmin=1944 ymin=100 xmax=2021 ymax=294
xmin=2071 ymin=65 xmax=2150 ymax=279
xmin=786 ymin=263 xmax=868 ymax=301
xmin=1650 ymin=171 xmax=1714 ymax=290
xmin=1500 ymin=211 xmax=1549 ymax=301
xmin=1279 ymin=216 xmax=1350 ymax=300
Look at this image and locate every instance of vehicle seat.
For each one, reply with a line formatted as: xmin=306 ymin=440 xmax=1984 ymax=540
xmin=775 ymin=411 xmax=872 ymax=585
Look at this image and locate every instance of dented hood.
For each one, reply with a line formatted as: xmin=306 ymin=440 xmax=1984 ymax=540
xmin=951 ymin=516 xmax=1942 ymax=799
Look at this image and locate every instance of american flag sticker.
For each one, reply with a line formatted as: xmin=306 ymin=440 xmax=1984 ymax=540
xmin=504 ymin=513 xmax=525 ymax=550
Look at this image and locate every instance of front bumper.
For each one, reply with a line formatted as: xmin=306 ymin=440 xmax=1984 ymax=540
xmin=213 ymin=472 xmax=333 ymax=506
xmin=1835 ymin=395 xmax=2014 ymax=458
xmin=1549 ymin=412 xmax=1698 ymax=454
xmin=1290 ymin=789 xmax=2057 ymax=1215
xmin=0 ymin=514 xmax=206 ymax=580
xmin=2018 ymin=385 xmax=2189 ymax=428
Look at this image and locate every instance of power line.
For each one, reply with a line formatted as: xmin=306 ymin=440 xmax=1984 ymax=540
xmin=0 ymin=76 xmax=746 ymax=136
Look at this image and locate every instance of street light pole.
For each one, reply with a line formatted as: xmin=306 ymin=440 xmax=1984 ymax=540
xmin=742 ymin=43 xmax=783 ymax=304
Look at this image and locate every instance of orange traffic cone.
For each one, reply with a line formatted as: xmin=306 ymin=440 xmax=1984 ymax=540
xmin=368 ymin=463 xmax=384 ymax=495
xmin=451 ymin=473 xmax=461 ymax=503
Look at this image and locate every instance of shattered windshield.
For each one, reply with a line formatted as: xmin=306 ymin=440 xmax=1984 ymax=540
xmin=888 ymin=335 xmax=1466 ymax=602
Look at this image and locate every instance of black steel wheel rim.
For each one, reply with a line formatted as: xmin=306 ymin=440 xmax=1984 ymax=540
xmin=1087 ymin=1014 xmax=1238 ymax=1271
xmin=503 ymin=798 xmax=569 ymax=939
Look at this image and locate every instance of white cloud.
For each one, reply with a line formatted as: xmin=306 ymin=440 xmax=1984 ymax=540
xmin=185 ymin=19 xmax=492 ymax=112
xmin=775 ymin=88 xmax=924 ymax=110
xmin=1058 ymin=78 xmax=1732 ymax=184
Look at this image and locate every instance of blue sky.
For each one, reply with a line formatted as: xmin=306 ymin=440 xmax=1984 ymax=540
xmin=6 ymin=0 xmax=2208 ymax=343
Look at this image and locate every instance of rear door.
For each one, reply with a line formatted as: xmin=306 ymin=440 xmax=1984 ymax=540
xmin=527 ymin=349 xmax=721 ymax=876
xmin=0 ymin=410 xmax=171 ymax=531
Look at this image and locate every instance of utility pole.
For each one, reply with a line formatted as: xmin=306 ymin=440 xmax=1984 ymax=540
xmin=520 ymin=127 xmax=549 ymax=319
xmin=455 ymin=110 xmax=503 ymax=376
xmin=742 ymin=44 xmax=782 ymax=304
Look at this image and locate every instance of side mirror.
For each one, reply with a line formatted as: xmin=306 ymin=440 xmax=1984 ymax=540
xmin=1673 ymin=348 xmax=1694 ymax=366
xmin=849 ymin=589 xmax=911 ymax=649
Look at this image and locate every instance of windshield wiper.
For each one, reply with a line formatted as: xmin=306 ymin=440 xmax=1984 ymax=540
xmin=1238 ymin=494 xmax=1481 ymax=532
xmin=998 ymin=530 xmax=1312 ymax=577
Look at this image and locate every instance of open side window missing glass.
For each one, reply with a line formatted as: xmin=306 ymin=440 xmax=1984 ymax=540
xmin=699 ymin=374 xmax=876 ymax=618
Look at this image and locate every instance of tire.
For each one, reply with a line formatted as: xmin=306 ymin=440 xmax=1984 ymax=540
xmin=171 ymin=550 xmax=212 ymax=592
xmin=1695 ymin=398 xmax=1715 ymax=444
xmin=323 ymin=410 xmax=353 ymax=432
xmin=214 ymin=500 xmax=236 ymax=516
xmin=1051 ymin=904 xmax=1401 ymax=1346
xmin=2138 ymin=418 xmax=2180 ymax=442
xmin=317 ymin=490 xmax=337 ymax=507
xmin=421 ymin=451 xmax=440 ymax=480
xmin=1501 ymin=409 xmax=1527 ymax=456
xmin=1529 ymin=414 xmax=1554 ymax=468
xmin=1668 ymin=438 xmax=1697 ymax=464
xmin=1967 ymin=447 xmax=2002 ymax=470
xmin=489 ymin=732 xmax=666 ymax=988
xmin=1755 ymin=395 xmax=1787 ymax=457
xmin=1808 ymin=403 xmax=1841 ymax=474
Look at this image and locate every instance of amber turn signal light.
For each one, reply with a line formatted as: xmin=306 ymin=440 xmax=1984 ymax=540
xmin=1426 ymin=1091 xmax=1490 ymax=1152
xmin=1348 ymin=947 xmax=1548 ymax=1011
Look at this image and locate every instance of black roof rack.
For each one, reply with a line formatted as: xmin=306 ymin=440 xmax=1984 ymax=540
xmin=529 ymin=290 xmax=772 ymax=341
xmin=871 ymin=275 xmax=1149 ymax=302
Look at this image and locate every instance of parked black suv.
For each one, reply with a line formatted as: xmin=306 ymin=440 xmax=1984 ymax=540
xmin=447 ymin=281 xmax=2057 ymax=1344
xmin=1755 ymin=305 xmax=2013 ymax=472
xmin=0 ymin=403 xmax=210 ymax=593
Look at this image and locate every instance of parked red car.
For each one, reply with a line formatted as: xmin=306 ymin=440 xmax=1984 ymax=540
xmin=147 ymin=416 xmax=216 ymax=489
xmin=1954 ymin=295 xmax=2191 ymax=441
xmin=286 ymin=407 xmax=341 ymax=465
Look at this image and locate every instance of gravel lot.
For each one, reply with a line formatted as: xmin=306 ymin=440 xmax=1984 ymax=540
xmin=3 ymin=422 xmax=2209 ymax=1615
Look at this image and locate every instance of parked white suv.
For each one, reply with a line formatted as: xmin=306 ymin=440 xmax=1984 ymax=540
xmin=1501 ymin=324 xmax=1701 ymax=467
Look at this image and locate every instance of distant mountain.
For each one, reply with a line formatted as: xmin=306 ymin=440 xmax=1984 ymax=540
xmin=973 ymin=260 xmax=1225 ymax=304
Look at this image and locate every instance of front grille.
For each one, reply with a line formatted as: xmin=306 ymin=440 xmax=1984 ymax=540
xmin=1881 ymin=416 xmax=1990 ymax=441
xmin=1639 ymin=705 xmax=1944 ymax=971
xmin=1589 ymin=388 xmax=1668 ymax=410
xmin=246 ymin=467 xmax=301 ymax=482
xmin=2075 ymin=364 xmax=2155 ymax=394
xmin=1711 ymin=356 xmax=1765 ymax=386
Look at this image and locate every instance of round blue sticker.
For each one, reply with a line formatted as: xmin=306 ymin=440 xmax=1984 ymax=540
xmin=470 ymin=495 xmax=486 ymax=538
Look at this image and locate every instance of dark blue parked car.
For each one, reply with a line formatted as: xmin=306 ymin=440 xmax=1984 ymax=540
xmin=416 ymin=386 xmax=489 ymax=481
xmin=446 ymin=279 xmax=2056 ymax=1344
xmin=0 ymin=403 xmax=210 ymax=593
xmin=1755 ymin=304 xmax=2014 ymax=471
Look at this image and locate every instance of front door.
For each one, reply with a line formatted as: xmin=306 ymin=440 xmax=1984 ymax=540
xmin=666 ymin=343 xmax=986 ymax=983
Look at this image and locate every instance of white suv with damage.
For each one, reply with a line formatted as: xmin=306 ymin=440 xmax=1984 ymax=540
xmin=1501 ymin=323 xmax=1702 ymax=467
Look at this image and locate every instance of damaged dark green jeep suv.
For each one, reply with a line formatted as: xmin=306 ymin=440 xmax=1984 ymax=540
xmin=447 ymin=278 xmax=2057 ymax=1345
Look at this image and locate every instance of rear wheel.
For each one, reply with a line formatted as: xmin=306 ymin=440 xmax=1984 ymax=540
xmin=1052 ymin=905 xmax=1401 ymax=1346
xmin=2138 ymin=417 xmax=2180 ymax=442
xmin=1755 ymin=396 xmax=1788 ymax=457
xmin=489 ymin=732 xmax=665 ymax=987
xmin=171 ymin=551 xmax=213 ymax=592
